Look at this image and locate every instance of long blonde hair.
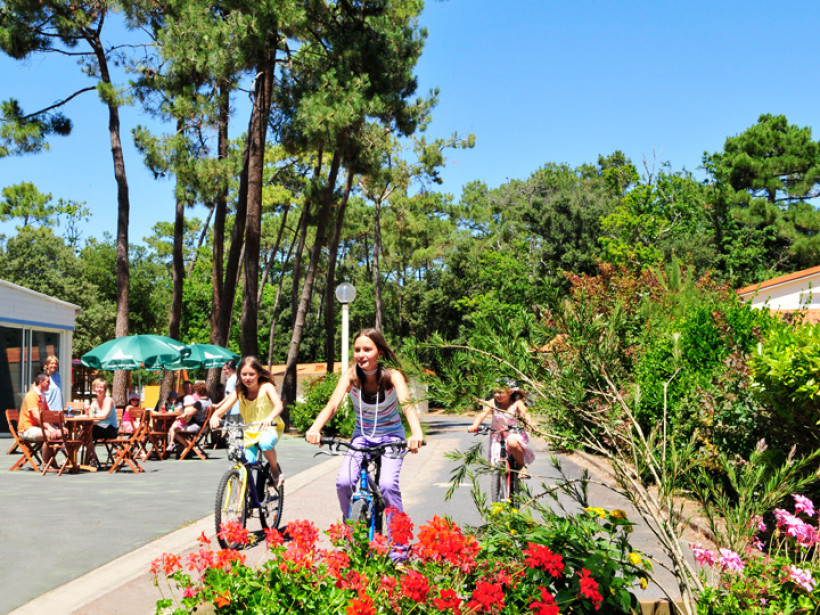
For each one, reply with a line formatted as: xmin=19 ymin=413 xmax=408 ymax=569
xmin=350 ymin=328 xmax=406 ymax=390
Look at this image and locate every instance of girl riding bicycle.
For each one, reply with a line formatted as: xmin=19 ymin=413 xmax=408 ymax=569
xmin=210 ymin=356 xmax=286 ymax=486
xmin=468 ymin=379 xmax=535 ymax=477
xmin=305 ymin=328 xmax=424 ymax=522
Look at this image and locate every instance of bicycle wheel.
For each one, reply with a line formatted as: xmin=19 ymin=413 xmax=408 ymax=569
xmin=215 ymin=467 xmax=246 ymax=549
xmin=349 ymin=497 xmax=371 ymax=526
xmin=258 ymin=464 xmax=284 ymax=531
xmin=490 ymin=462 xmax=507 ymax=504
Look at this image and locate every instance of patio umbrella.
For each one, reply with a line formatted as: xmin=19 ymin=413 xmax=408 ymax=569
xmin=161 ymin=343 xmax=239 ymax=370
xmin=81 ymin=335 xmax=188 ymax=371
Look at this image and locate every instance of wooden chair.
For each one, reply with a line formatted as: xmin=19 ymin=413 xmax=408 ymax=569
xmin=6 ymin=409 xmax=42 ymax=472
xmin=105 ymin=408 xmax=146 ymax=474
xmin=39 ymin=409 xmax=82 ymax=476
xmin=177 ymin=406 xmax=214 ymax=461
xmin=67 ymin=401 xmax=85 ymax=413
xmin=144 ymin=410 xmax=174 ymax=460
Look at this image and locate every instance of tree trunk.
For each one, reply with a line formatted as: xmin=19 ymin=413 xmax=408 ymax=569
xmin=240 ymin=57 xmax=276 ymax=357
xmin=94 ymin=40 xmax=130 ymax=405
xmin=372 ymin=196 xmax=383 ymax=331
xmin=266 ymin=227 xmax=299 ymax=368
xmin=207 ymin=89 xmax=231 ymax=397
xmin=187 ymin=203 xmax=214 ymax=278
xmin=258 ymin=204 xmax=290 ymax=306
xmin=281 ymin=149 xmax=343 ymax=420
xmin=324 ymin=170 xmax=355 ymax=373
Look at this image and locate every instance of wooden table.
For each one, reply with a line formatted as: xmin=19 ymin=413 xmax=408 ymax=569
xmin=146 ymin=411 xmax=180 ymax=460
xmin=65 ymin=415 xmax=100 ymax=472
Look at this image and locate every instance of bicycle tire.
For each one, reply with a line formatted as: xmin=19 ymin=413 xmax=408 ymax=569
xmin=490 ymin=461 xmax=507 ymax=504
xmin=370 ymin=479 xmax=385 ymax=534
xmin=215 ymin=467 xmax=247 ymax=549
xmin=349 ymin=497 xmax=371 ymax=526
xmin=258 ymin=464 xmax=284 ymax=531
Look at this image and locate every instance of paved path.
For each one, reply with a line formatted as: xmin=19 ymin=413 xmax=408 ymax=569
xmin=2 ymin=415 xmax=690 ymax=614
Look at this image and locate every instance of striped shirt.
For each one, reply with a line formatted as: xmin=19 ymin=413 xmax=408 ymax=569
xmin=350 ymin=386 xmax=404 ymax=440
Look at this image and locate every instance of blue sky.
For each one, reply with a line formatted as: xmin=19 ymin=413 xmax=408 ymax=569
xmin=2 ymin=1 xmax=820 ymax=245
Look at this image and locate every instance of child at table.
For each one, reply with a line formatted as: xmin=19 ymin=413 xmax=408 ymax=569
xmin=121 ymin=392 xmax=142 ymax=434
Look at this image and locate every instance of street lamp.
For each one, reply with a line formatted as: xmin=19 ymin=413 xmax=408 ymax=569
xmin=335 ymin=282 xmax=357 ymax=373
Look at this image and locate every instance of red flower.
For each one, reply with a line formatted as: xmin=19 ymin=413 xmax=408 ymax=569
xmin=217 ymin=521 xmax=251 ymax=546
xmin=369 ymin=532 xmax=390 ymax=556
xmin=197 ymin=531 xmax=211 ymax=545
xmin=215 ymin=548 xmax=246 ymax=571
xmin=578 ymin=569 xmax=603 ymax=611
xmin=328 ymin=522 xmax=353 ymax=545
xmin=185 ymin=548 xmax=216 ymax=574
xmin=346 ymin=593 xmax=376 ymax=615
xmin=433 ymin=588 xmax=462 ymax=614
xmin=321 ymin=549 xmax=351 ymax=580
xmin=287 ymin=519 xmax=320 ymax=550
xmin=401 ymin=570 xmax=430 ymax=603
xmin=386 ymin=507 xmax=414 ymax=546
xmin=264 ymin=527 xmax=284 ymax=547
xmin=466 ymin=580 xmax=505 ymax=612
xmin=150 ymin=553 xmax=182 ymax=576
xmin=523 ymin=543 xmax=564 ymax=579
xmin=336 ymin=570 xmax=369 ymax=592
xmin=214 ymin=590 xmax=231 ymax=608
xmin=414 ymin=516 xmax=480 ymax=572
xmin=530 ymin=587 xmax=559 ymax=615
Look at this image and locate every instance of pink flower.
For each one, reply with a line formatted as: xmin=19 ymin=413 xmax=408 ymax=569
xmin=787 ymin=565 xmax=817 ymax=592
xmin=793 ymin=494 xmax=816 ymax=517
xmin=751 ymin=515 xmax=766 ymax=533
xmin=690 ymin=543 xmax=716 ymax=567
xmin=718 ymin=548 xmax=744 ymax=573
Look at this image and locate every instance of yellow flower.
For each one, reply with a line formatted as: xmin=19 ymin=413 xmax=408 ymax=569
xmin=585 ymin=507 xmax=607 ymax=518
xmin=640 ymin=577 xmax=648 ymax=590
xmin=609 ymin=509 xmax=627 ymax=520
xmin=628 ymin=552 xmax=642 ymax=566
xmin=511 ymin=529 xmax=517 ymax=535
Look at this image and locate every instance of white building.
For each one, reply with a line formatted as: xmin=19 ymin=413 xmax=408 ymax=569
xmin=0 ymin=279 xmax=80 ymax=431
xmin=736 ymin=265 xmax=820 ymax=323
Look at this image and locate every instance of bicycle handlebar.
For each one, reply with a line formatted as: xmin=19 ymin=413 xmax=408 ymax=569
xmin=474 ymin=423 xmax=525 ymax=436
xmin=316 ymin=437 xmax=425 ymax=457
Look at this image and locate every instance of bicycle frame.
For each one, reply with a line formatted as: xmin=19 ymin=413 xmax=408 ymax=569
xmin=317 ymin=438 xmax=406 ymax=541
xmin=475 ymin=424 xmax=523 ymax=505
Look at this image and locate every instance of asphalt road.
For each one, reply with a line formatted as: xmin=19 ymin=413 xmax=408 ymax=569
xmin=2 ymin=414 xmax=685 ymax=614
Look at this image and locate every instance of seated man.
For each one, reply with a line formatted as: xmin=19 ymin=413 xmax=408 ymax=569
xmin=19 ymin=372 xmax=64 ymax=466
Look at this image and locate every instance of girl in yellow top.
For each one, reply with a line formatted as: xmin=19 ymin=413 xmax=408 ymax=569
xmin=210 ymin=356 xmax=285 ymax=485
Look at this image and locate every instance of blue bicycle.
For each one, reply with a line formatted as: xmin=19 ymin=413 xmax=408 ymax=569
xmin=215 ymin=422 xmax=284 ymax=549
xmin=317 ymin=437 xmax=409 ymax=540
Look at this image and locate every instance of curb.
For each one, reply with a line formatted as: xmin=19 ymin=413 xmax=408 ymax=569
xmin=10 ymin=455 xmax=342 ymax=615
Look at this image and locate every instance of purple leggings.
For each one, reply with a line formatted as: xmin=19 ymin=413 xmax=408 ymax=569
xmin=336 ymin=434 xmax=405 ymax=517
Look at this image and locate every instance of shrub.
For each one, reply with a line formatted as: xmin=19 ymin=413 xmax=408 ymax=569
xmin=289 ymin=373 xmax=354 ymax=436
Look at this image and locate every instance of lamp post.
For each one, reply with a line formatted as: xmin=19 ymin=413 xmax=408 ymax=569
xmin=335 ymin=282 xmax=357 ymax=372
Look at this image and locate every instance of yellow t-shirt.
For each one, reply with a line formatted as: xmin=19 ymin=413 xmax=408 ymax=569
xmin=239 ymin=389 xmax=284 ymax=447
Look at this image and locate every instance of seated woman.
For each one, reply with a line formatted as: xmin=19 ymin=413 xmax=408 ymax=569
xmin=89 ymin=377 xmax=118 ymax=440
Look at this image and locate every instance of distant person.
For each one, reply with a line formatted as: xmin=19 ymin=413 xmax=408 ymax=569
xmin=222 ymin=360 xmax=240 ymax=424
xmin=18 ymin=372 xmax=64 ymax=467
xmin=89 ymin=377 xmax=118 ymax=440
xmin=121 ymin=392 xmax=142 ymax=435
xmin=468 ymin=379 xmax=535 ymax=478
xmin=43 ymin=355 xmax=64 ymax=412
xmin=166 ymin=382 xmax=211 ymax=453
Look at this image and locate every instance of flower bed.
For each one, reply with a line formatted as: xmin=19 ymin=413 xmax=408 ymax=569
xmin=152 ymin=504 xmax=648 ymax=614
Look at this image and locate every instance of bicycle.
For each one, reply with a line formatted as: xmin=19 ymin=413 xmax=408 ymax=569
xmin=474 ymin=423 xmax=525 ymax=505
xmin=214 ymin=422 xmax=284 ymax=549
xmin=316 ymin=437 xmax=410 ymax=541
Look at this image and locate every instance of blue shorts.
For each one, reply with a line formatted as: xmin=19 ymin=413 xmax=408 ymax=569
xmin=243 ymin=429 xmax=279 ymax=463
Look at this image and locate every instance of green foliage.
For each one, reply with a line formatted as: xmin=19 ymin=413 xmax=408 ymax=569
xmin=750 ymin=321 xmax=820 ymax=453
xmin=0 ymin=98 xmax=71 ymax=157
xmin=289 ymin=373 xmax=354 ymax=436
